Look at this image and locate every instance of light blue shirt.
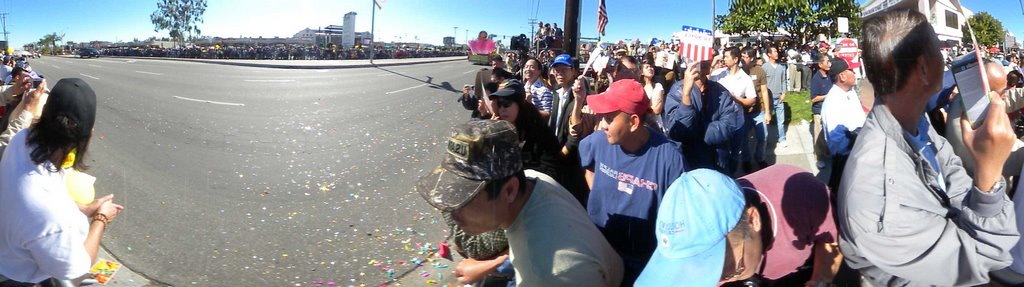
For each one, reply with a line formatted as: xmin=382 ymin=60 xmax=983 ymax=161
xmin=904 ymin=116 xmax=946 ymax=192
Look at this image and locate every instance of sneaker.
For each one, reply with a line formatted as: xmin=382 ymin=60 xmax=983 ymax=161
xmin=778 ymin=140 xmax=788 ymax=148
xmin=816 ymin=160 xmax=826 ymax=169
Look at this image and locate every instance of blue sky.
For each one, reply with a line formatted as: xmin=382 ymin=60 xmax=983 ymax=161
xmin=4 ymin=0 xmax=1023 ymax=49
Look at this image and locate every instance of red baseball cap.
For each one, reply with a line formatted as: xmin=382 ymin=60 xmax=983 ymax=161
xmin=587 ymin=79 xmax=652 ymax=116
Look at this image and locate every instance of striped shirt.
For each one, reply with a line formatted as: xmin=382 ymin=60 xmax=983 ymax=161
xmin=527 ymin=79 xmax=553 ymax=112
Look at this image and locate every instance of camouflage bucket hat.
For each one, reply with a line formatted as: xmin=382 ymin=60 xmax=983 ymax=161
xmin=416 ymin=120 xmax=522 ymax=212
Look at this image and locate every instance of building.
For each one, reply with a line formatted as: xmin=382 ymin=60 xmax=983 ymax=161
xmin=1005 ymin=31 xmax=1018 ymax=51
xmin=343 ymin=12 xmax=357 ymax=48
xmin=443 ymin=36 xmax=455 ymax=47
xmin=294 ymin=10 xmax=373 ymax=48
xmin=293 ymin=28 xmax=317 ymax=42
xmin=861 ymin=0 xmax=973 ymax=46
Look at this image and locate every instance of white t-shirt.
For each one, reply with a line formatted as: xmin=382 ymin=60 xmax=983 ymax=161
xmin=507 ymin=170 xmax=624 ymax=287
xmin=644 ymin=82 xmax=664 ymax=105
xmin=0 ymin=129 xmax=91 ymax=282
xmin=821 ymin=85 xmax=866 ymax=155
xmin=710 ymin=68 xmax=756 ymax=100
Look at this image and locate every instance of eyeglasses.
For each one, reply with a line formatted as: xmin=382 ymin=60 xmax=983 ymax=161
xmin=721 ymin=236 xmax=747 ymax=282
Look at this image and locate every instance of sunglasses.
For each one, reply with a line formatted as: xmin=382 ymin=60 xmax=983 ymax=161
xmin=495 ymin=98 xmax=517 ymax=108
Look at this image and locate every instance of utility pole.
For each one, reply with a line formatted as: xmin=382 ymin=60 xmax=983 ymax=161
xmin=370 ymin=0 xmax=377 ymax=64
xmin=711 ymin=0 xmax=715 ymax=34
xmin=528 ymin=18 xmax=537 ymax=53
xmin=0 ymin=12 xmax=9 ymax=52
xmin=453 ymin=26 xmax=458 ymax=46
xmin=563 ymin=0 xmax=580 ymax=58
xmin=464 ymin=29 xmax=468 ymax=44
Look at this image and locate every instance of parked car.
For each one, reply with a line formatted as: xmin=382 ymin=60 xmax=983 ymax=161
xmin=79 ymin=48 xmax=99 ymax=58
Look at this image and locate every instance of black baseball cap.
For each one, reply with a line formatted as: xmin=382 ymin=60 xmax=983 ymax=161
xmin=829 ymin=58 xmax=851 ymax=79
xmin=43 ymin=78 xmax=97 ymax=139
xmin=489 ymin=79 xmax=525 ymax=98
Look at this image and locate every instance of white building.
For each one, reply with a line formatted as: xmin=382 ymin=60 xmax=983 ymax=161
xmin=343 ymin=12 xmax=357 ymax=48
xmin=861 ymin=0 xmax=973 ymax=45
xmin=293 ymin=28 xmax=317 ymax=42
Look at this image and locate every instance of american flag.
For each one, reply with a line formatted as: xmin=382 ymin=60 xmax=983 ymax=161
xmin=674 ymin=26 xmax=714 ymax=63
xmin=597 ymin=0 xmax=608 ymax=36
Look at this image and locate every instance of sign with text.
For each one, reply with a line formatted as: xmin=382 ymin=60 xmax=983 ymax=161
xmin=836 ymin=38 xmax=860 ymax=69
xmin=673 ymin=26 xmax=714 ymax=63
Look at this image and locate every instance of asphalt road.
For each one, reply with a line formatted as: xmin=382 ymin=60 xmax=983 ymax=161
xmin=27 ymin=56 xmax=482 ymax=286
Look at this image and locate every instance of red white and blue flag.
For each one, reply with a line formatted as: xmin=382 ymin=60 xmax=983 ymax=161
xmin=597 ymin=0 xmax=608 ymax=36
xmin=673 ymin=26 xmax=714 ymax=63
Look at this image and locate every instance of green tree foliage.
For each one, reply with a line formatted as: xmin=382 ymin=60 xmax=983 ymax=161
xmin=962 ymin=12 xmax=1004 ymax=47
xmin=150 ymin=0 xmax=207 ymax=44
xmin=717 ymin=0 xmax=861 ymax=44
xmin=37 ymin=33 xmax=63 ymax=55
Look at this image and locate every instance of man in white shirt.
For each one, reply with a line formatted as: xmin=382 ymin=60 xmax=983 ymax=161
xmin=711 ymin=47 xmax=756 ymax=175
xmin=821 ymin=58 xmax=866 ymax=191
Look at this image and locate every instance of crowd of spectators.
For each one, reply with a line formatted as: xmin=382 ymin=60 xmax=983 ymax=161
xmin=423 ymin=8 xmax=1024 ymax=287
xmin=94 ymin=44 xmax=466 ymax=60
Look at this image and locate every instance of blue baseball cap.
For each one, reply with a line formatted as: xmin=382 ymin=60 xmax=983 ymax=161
xmin=551 ymin=53 xmax=572 ymax=68
xmin=635 ymin=169 xmax=745 ymax=287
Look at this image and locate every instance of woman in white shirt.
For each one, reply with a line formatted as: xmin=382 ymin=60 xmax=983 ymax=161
xmin=641 ymin=57 xmax=666 ymax=131
xmin=0 ymin=78 xmax=124 ymax=286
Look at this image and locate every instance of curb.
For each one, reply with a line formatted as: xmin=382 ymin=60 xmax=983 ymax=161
xmin=100 ymin=56 xmax=465 ymax=69
xmin=92 ymin=246 xmax=162 ymax=287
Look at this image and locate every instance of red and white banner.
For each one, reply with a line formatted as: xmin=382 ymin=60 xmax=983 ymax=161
xmin=673 ymin=26 xmax=714 ymax=64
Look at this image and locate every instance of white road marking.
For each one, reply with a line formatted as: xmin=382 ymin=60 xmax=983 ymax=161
xmin=243 ymin=79 xmax=295 ymax=83
xmin=462 ymin=69 xmax=477 ymax=74
xmin=135 ymin=70 xmax=164 ymax=76
xmin=88 ymin=64 xmax=102 ymax=68
xmin=385 ymin=83 xmax=427 ymax=94
xmin=173 ymin=96 xmax=245 ymax=106
xmin=79 ymin=73 xmax=100 ymax=80
xmin=95 ymin=59 xmax=126 ymax=64
xmin=376 ymin=73 xmax=396 ymax=77
xmin=126 ymin=60 xmax=137 ymax=63
xmin=50 ymin=65 xmax=61 ymax=69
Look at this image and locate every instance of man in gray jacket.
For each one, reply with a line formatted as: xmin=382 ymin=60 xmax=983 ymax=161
xmin=837 ymin=9 xmax=1019 ymax=286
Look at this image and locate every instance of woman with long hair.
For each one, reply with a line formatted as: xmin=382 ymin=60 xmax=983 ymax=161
xmin=641 ymin=56 xmax=666 ymax=131
xmin=488 ymin=79 xmax=562 ymax=180
xmin=0 ymin=78 xmax=124 ymax=286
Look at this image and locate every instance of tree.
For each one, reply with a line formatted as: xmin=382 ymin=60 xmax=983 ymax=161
xmin=150 ymin=0 xmax=208 ymax=45
xmin=962 ymin=12 xmax=1004 ymax=47
xmin=717 ymin=0 xmax=861 ymax=44
xmin=37 ymin=33 xmax=63 ymax=55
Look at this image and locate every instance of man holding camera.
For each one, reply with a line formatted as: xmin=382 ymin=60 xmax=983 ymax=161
xmin=837 ymin=9 xmax=1019 ymax=286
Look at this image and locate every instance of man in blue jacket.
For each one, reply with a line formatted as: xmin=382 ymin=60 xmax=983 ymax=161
xmin=663 ymin=60 xmax=742 ymax=171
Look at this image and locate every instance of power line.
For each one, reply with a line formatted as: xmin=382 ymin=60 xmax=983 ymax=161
xmin=534 ymin=0 xmax=542 ymax=20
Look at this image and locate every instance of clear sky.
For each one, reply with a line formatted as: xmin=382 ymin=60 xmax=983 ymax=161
xmin=3 ymin=0 xmax=1023 ymax=49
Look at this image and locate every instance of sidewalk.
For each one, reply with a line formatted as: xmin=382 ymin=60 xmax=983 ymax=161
xmin=99 ymin=55 xmax=464 ymax=69
xmin=770 ymin=119 xmax=828 ymax=181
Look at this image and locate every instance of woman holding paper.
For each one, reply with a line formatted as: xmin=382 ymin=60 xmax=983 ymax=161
xmin=0 ymin=78 xmax=124 ymax=285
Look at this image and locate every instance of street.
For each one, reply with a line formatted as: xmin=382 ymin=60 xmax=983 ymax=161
xmin=27 ymin=56 xmax=479 ymax=286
